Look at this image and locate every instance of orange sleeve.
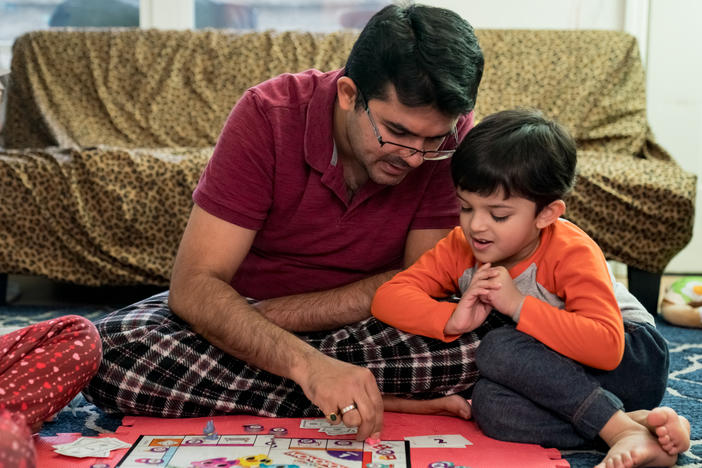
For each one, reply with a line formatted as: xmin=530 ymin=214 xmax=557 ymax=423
xmin=371 ymin=227 xmax=474 ymax=341
xmin=516 ymin=224 xmax=625 ymax=370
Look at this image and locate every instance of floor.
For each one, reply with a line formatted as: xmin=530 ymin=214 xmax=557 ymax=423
xmin=4 ymin=274 xmax=166 ymax=308
xmin=2 ymin=272 xmax=685 ymax=311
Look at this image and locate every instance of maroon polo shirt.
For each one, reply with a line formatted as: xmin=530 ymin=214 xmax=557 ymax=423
xmin=194 ymin=69 xmax=471 ymax=300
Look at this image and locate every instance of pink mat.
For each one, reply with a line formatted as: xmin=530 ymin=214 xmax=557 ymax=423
xmin=35 ymin=413 xmax=568 ymax=468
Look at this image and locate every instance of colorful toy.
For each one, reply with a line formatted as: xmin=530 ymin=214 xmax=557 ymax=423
xmin=660 ymin=276 xmax=702 ymax=328
xmin=204 ymin=420 xmax=219 ymax=440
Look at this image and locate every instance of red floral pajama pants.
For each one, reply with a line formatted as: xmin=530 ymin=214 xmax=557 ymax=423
xmin=0 ymin=315 xmax=102 ymax=468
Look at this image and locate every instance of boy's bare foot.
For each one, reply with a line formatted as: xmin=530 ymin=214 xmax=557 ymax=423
xmin=382 ymin=394 xmax=471 ymax=419
xmin=596 ymin=410 xmax=677 ymax=468
xmin=628 ymin=407 xmax=691 ymax=456
xmin=645 ymin=407 xmax=691 ymax=455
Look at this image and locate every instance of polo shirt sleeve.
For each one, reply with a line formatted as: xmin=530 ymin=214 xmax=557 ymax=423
xmin=193 ymin=90 xmax=275 ymax=230
xmin=409 ymin=111 xmax=474 ymax=230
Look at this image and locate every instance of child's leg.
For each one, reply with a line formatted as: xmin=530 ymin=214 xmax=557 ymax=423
xmin=592 ymin=322 xmax=690 ymax=464
xmin=472 ymin=377 xmax=593 ymax=448
xmin=0 ymin=410 xmax=35 ymax=468
xmin=0 ymin=315 xmax=102 ymax=431
xmin=473 ymin=325 xmax=688 ymax=466
xmin=589 ymin=321 xmax=669 ymax=412
xmin=472 ymin=326 xmax=623 ymax=447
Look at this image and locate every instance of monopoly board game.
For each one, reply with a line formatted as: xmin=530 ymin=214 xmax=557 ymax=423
xmin=115 ymin=434 xmax=410 ymax=468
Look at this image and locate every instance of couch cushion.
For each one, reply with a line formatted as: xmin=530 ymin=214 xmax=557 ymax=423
xmin=474 ymin=29 xmax=649 ymax=158
xmin=0 ymin=146 xmax=210 ymax=285
xmin=3 ymin=29 xmax=358 ymax=149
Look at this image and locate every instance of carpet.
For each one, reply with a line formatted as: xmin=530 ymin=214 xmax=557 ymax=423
xmin=1 ymin=305 xmax=699 ymax=467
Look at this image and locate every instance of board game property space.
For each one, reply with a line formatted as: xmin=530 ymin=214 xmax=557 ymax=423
xmin=115 ymin=435 xmax=409 ymax=468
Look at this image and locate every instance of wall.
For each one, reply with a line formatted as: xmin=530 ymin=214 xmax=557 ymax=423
xmin=426 ymin=0 xmax=701 ymax=274
xmin=427 ymin=0 xmax=625 ymax=30
xmin=646 ymin=0 xmax=702 ymax=273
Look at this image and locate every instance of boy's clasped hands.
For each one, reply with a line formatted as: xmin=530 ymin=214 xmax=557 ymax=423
xmin=445 ymin=263 xmax=524 ymax=336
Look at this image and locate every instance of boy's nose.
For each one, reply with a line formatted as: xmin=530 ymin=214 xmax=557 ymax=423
xmin=470 ymin=213 xmax=487 ymax=232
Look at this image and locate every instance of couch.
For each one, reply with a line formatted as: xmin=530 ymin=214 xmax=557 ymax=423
xmin=0 ymin=28 xmax=696 ymax=313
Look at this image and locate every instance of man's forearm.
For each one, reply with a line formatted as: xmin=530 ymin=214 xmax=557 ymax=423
xmin=169 ymin=274 xmax=321 ymax=380
xmin=254 ymin=270 xmax=400 ymax=332
xmin=168 ymin=272 xmax=386 ymax=436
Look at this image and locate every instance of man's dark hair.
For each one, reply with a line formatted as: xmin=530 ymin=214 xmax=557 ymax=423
xmin=451 ymin=109 xmax=577 ymax=213
xmin=344 ymin=3 xmax=483 ymax=117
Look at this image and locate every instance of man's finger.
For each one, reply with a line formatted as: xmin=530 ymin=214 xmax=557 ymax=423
xmin=354 ymin=383 xmax=383 ymax=440
xmin=340 ymin=402 xmax=361 ymax=428
xmin=324 ymin=407 xmax=341 ymax=425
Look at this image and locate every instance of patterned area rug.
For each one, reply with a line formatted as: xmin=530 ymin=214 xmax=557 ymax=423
xmin=1 ymin=305 xmax=699 ymax=467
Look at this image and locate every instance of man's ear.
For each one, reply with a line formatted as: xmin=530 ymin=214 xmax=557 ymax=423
xmin=535 ymin=200 xmax=566 ymax=229
xmin=336 ymin=76 xmax=358 ymax=111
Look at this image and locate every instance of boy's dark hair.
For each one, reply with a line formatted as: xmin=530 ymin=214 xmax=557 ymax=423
xmin=451 ymin=109 xmax=577 ymax=213
xmin=344 ymin=3 xmax=483 ymax=117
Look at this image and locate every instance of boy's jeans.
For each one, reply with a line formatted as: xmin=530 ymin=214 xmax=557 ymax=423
xmin=471 ymin=321 xmax=669 ymax=448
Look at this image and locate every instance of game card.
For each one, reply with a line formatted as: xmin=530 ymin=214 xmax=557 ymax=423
xmin=404 ymin=434 xmax=472 ymax=448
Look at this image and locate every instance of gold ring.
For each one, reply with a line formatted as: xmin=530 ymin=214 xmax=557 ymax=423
xmin=340 ymin=404 xmax=357 ymax=415
xmin=327 ymin=412 xmax=339 ymax=422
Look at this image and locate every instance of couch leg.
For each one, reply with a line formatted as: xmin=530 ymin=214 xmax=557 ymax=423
xmin=0 ymin=274 xmax=7 ymax=306
xmin=627 ymin=266 xmax=661 ymax=317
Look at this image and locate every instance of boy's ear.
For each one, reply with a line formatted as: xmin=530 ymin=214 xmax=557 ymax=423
xmin=336 ymin=77 xmax=358 ymax=111
xmin=535 ymin=200 xmax=566 ymax=229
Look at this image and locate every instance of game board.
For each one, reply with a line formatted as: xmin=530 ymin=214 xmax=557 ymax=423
xmin=36 ymin=413 xmax=567 ymax=467
xmin=115 ymin=434 xmax=410 ymax=468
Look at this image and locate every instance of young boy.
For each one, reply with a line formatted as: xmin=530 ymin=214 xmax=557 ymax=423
xmin=371 ymin=109 xmax=690 ymax=468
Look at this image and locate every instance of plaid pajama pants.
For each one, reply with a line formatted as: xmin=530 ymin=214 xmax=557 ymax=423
xmin=83 ymin=291 xmax=508 ymax=418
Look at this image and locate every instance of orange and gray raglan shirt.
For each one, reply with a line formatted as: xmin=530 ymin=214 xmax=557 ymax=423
xmin=371 ymin=219 xmax=654 ymax=371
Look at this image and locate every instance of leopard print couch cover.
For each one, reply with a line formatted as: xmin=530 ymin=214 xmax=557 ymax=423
xmin=0 ymin=29 xmax=696 ymax=286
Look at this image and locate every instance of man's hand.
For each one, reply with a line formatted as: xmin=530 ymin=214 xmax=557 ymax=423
xmin=296 ymin=352 xmax=384 ymax=441
xmin=444 ymin=263 xmax=497 ymax=335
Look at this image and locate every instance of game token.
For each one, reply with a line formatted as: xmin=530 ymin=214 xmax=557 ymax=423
xmin=244 ymin=424 xmax=265 ymax=432
xmin=365 ymin=437 xmax=381 ymax=446
xmin=203 ymin=419 xmax=218 ymax=439
xmin=269 ymin=427 xmax=288 ymax=435
xmin=428 ymin=462 xmax=454 ymax=468
xmin=90 ymin=465 xmax=111 ymax=468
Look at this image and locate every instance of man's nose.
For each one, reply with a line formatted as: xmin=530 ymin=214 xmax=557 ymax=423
xmin=402 ymin=151 xmax=425 ymax=168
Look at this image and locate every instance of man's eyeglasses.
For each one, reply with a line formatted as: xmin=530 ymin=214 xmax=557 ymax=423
xmin=361 ymin=92 xmax=458 ymax=161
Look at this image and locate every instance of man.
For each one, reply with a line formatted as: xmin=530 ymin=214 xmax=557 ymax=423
xmin=83 ymin=4 xmax=495 ymax=440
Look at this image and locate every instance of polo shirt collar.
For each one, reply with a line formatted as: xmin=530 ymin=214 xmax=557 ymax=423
xmin=303 ymin=68 xmax=344 ymax=173
xmin=303 ymin=69 xmax=389 ymax=208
